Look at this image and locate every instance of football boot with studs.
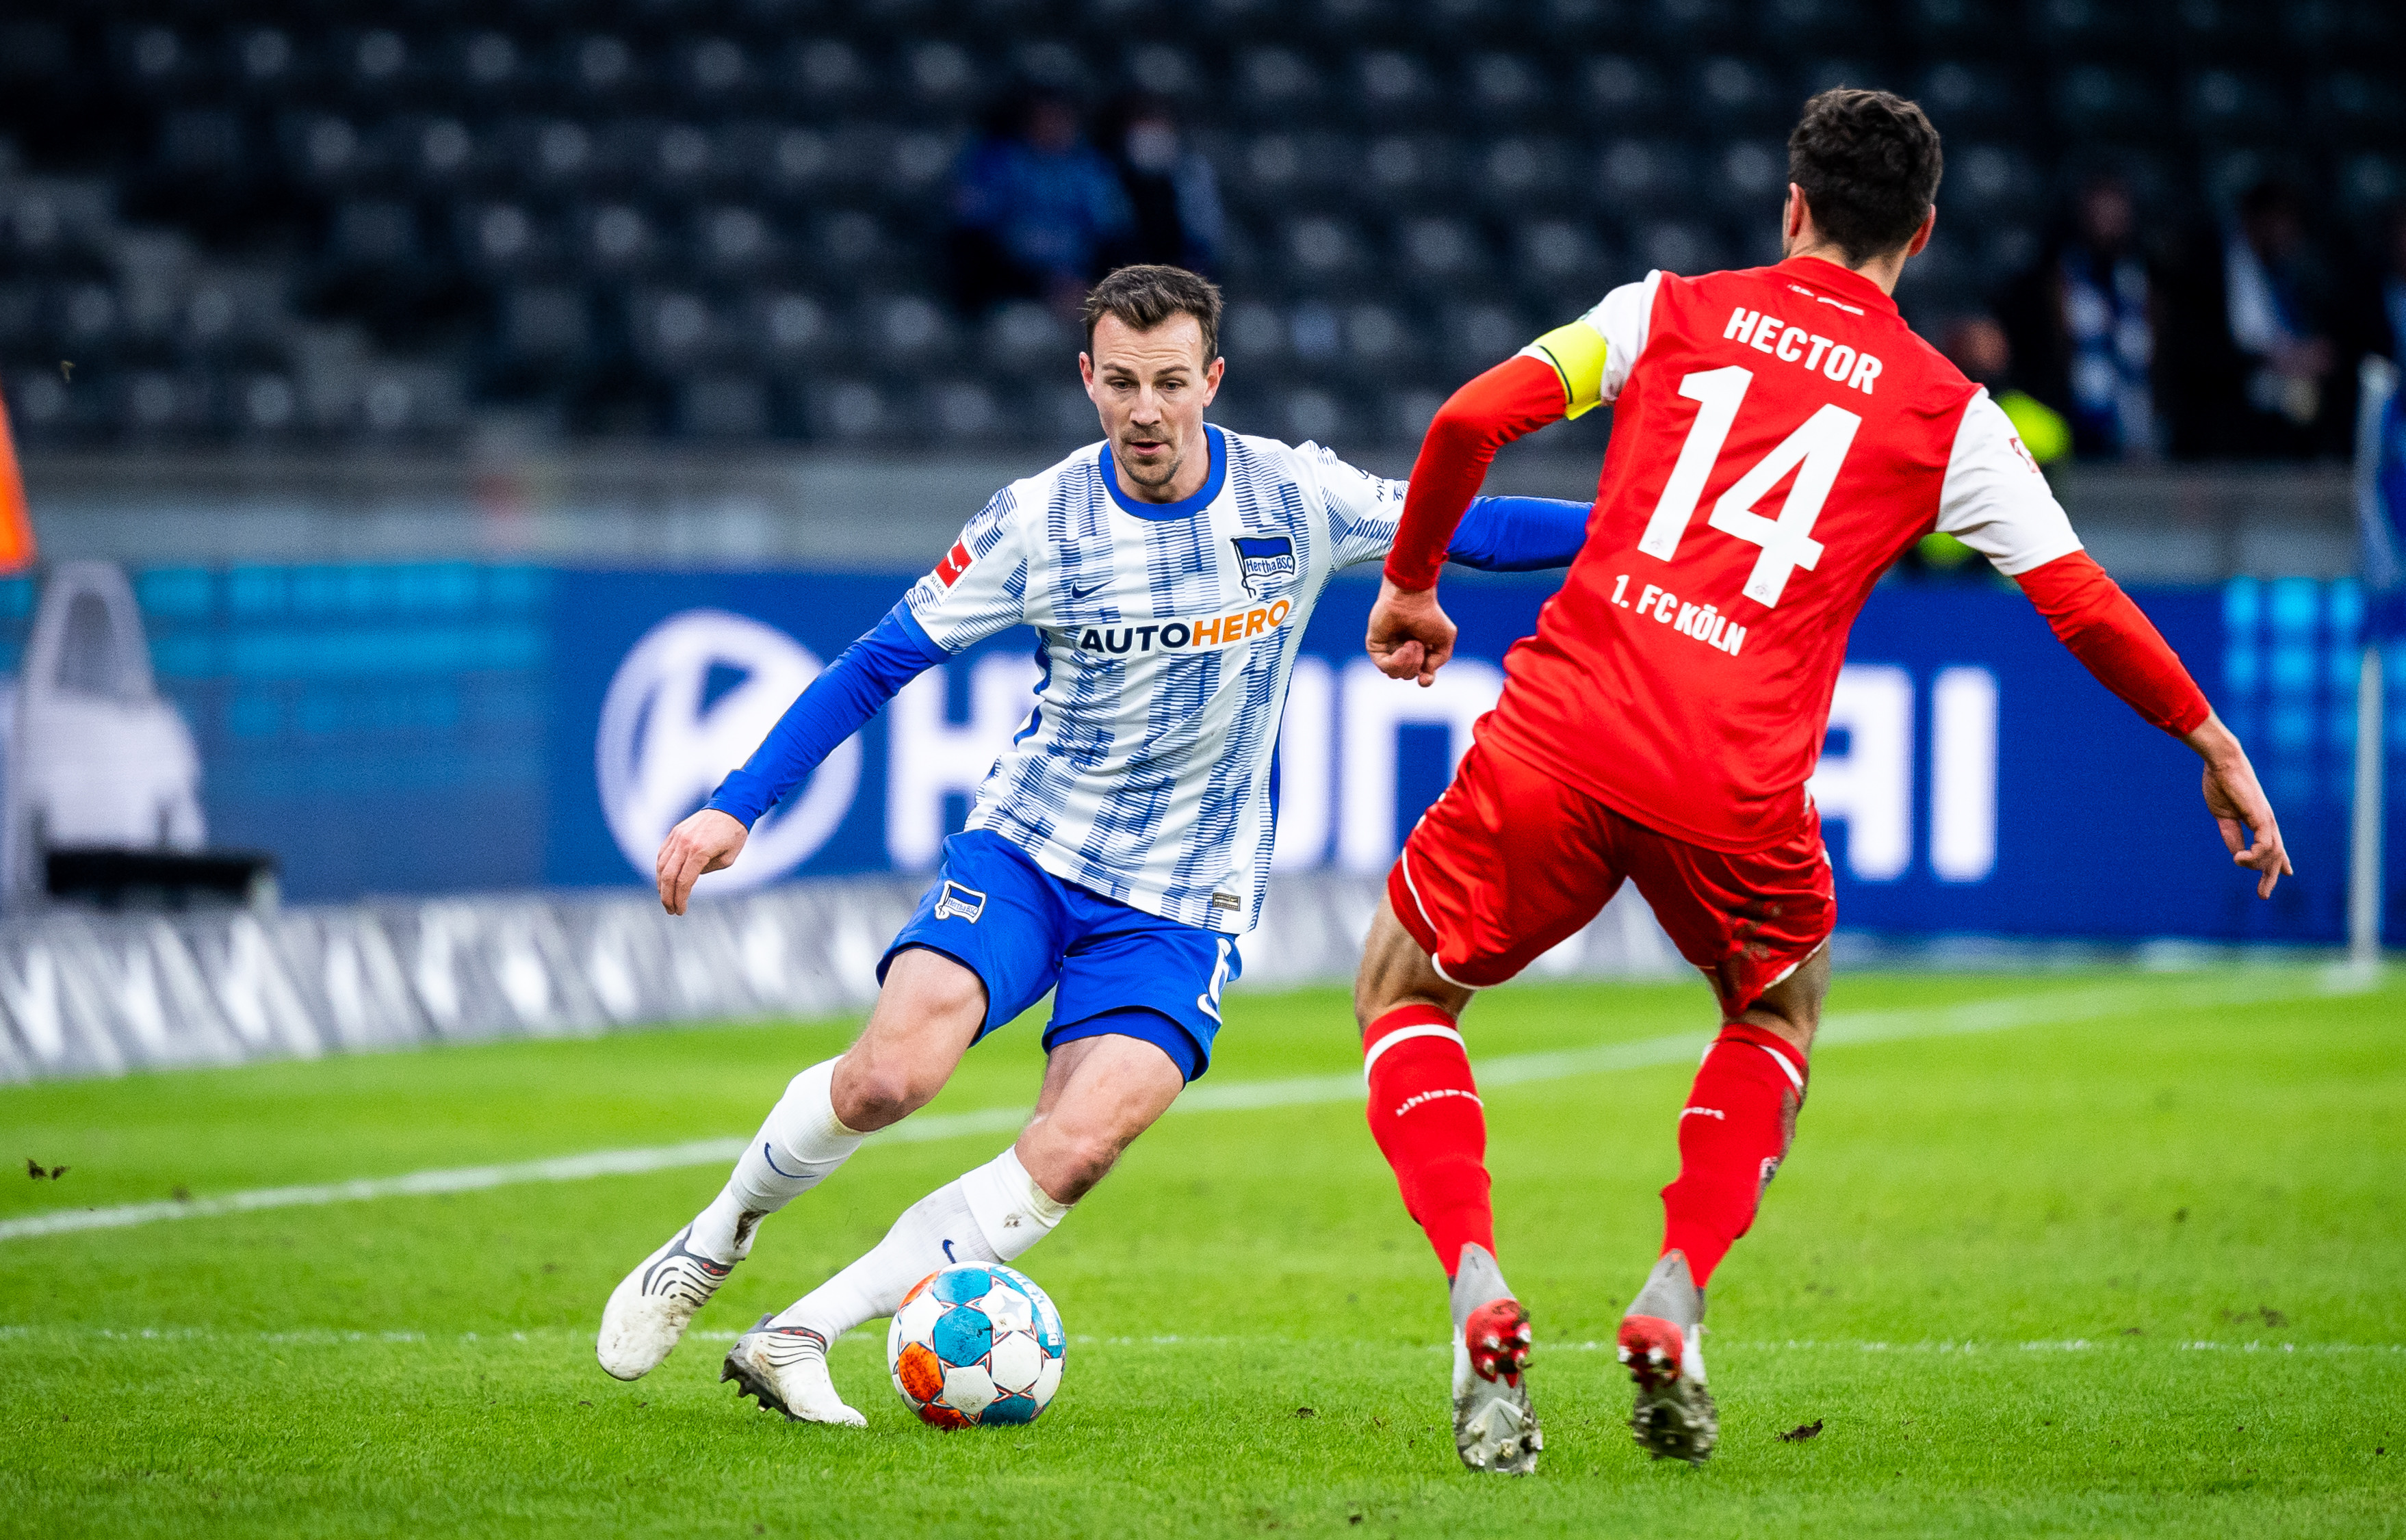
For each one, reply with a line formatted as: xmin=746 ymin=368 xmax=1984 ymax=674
xmin=1619 ymin=1249 xmax=1718 ymax=1465
xmin=1448 ymin=1243 xmax=1542 ymax=1475
xmin=597 ymin=1222 xmax=741 ymax=1381
xmin=722 ymin=1315 xmax=867 ymax=1426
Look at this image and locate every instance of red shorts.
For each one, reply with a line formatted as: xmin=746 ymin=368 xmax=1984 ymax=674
xmin=1388 ymin=738 xmax=1835 ymax=1017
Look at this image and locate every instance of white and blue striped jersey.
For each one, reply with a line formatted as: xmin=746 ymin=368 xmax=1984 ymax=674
xmin=901 ymin=423 xmax=1400 ymax=935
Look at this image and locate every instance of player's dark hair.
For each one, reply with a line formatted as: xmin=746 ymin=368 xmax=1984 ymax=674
xmin=1083 ymin=265 xmax=1222 ymax=363
xmin=1787 ymin=88 xmax=1944 ymax=264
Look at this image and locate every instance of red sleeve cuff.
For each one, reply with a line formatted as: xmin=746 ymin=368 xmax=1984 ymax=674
xmin=1384 ymin=354 xmax=1568 ymax=591
xmin=2015 ymin=551 xmax=2211 ymax=738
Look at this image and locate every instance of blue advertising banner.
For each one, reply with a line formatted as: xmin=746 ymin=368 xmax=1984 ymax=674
xmin=60 ymin=560 xmax=2389 ymax=943
xmin=543 ymin=566 xmax=2370 ymax=944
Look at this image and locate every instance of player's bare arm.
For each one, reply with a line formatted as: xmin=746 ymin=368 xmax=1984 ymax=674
xmin=1365 ymin=578 xmax=1457 ymax=688
xmin=2183 ymin=712 xmax=2291 ymax=898
xmin=655 ymin=807 xmax=747 ymax=915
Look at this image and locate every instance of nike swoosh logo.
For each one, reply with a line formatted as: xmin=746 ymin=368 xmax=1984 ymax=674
xmin=942 ymin=1239 xmax=958 ymax=1262
xmin=1068 ymin=579 xmax=1107 ymax=601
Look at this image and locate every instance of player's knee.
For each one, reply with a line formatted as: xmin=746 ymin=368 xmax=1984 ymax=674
xmin=1735 ymin=995 xmax=1819 ymax=1056
xmin=829 ymin=1050 xmax=940 ymax=1130
xmin=1351 ymin=902 xmax=1465 ymax=1030
xmin=1055 ymin=1102 xmax=1149 ymax=1191
xmin=1742 ymin=945 xmax=1830 ymax=1054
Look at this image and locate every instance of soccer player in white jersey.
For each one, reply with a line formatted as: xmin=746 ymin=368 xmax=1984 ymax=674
xmin=595 ymin=266 xmax=1583 ymax=1461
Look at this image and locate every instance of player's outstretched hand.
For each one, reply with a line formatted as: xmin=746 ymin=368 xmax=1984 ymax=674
xmin=656 ymin=808 xmax=749 ymax=915
xmin=1367 ymin=578 xmax=1458 ymax=688
xmin=2184 ymin=713 xmax=2291 ymax=899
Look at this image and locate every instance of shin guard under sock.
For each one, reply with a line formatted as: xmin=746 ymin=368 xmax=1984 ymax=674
xmin=1659 ymin=1023 xmax=1808 ymax=1288
xmin=691 ymin=1059 xmax=868 ymax=1263
xmin=772 ymin=1149 xmax=1069 ymax=1342
xmin=1362 ymin=1004 xmax=1495 ymax=1279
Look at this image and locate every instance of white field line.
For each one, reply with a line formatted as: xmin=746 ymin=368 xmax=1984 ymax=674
xmin=0 ymin=968 xmax=2371 ymax=1247
xmin=1 ymin=1323 xmax=2397 ymax=1357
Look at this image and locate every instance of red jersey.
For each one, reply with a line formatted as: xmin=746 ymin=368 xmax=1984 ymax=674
xmin=1385 ymin=256 xmax=2196 ymax=854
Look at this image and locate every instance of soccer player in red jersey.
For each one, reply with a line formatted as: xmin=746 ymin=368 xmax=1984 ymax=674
xmin=1354 ymin=90 xmax=2292 ymax=1473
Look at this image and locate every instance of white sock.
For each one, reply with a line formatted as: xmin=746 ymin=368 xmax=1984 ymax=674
xmin=959 ymin=1146 xmax=1070 ymax=1263
xmin=771 ymin=1149 xmax=1069 ymax=1340
xmin=689 ymin=1060 xmax=867 ymax=1264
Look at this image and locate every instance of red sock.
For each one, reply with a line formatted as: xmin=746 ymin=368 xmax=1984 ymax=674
xmin=1659 ymin=1023 xmax=1809 ymax=1289
xmin=1362 ymin=1004 xmax=1495 ymax=1279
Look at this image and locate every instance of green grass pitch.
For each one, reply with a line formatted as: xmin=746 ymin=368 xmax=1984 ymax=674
xmin=2 ymin=967 xmax=2401 ymax=1537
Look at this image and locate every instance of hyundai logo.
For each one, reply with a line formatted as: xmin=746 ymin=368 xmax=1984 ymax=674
xmin=594 ymin=610 xmax=859 ymax=893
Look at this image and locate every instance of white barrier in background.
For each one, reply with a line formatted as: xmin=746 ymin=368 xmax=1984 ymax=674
xmin=0 ymin=876 xmax=1681 ymax=1083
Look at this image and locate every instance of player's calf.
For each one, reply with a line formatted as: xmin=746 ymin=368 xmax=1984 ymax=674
xmin=1660 ymin=1023 xmax=1809 ymax=1291
xmin=1361 ymin=1002 xmax=1495 ymax=1282
xmin=1354 ymin=977 xmax=1537 ymax=1474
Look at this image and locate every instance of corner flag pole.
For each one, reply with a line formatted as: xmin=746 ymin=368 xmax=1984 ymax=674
xmin=2354 ymin=644 xmax=2385 ymax=966
xmin=2350 ymin=356 xmax=2399 ymax=968
xmin=0 ymin=390 xmax=34 ymax=573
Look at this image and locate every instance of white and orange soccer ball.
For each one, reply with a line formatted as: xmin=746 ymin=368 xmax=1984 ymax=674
xmin=887 ymin=1262 xmax=1065 ymax=1428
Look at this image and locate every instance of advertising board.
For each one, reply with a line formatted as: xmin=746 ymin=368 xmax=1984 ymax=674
xmin=21 ymin=562 xmax=2372 ymax=944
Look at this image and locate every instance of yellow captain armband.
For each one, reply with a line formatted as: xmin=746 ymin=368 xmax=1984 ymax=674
xmin=1522 ymin=321 xmax=1610 ymax=419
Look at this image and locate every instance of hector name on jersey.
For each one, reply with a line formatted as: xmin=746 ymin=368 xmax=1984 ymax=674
xmin=1423 ymin=259 xmax=2086 ymax=854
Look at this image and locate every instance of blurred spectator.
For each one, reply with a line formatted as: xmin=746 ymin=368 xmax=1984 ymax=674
xmin=1097 ymin=95 xmax=1225 ymax=276
xmin=1942 ymin=315 xmax=2071 ymax=465
xmin=948 ymin=92 xmax=1134 ymax=317
xmin=1995 ymin=176 xmax=2163 ymax=461
xmin=1908 ymin=315 xmax=2069 ymax=580
xmin=2357 ymin=202 xmax=2406 ymax=363
xmin=2163 ymin=179 xmax=2347 ymax=458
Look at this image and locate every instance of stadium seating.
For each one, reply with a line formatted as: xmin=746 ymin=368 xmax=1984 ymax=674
xmin=0 ymin=0 xmax=2399 ymax=449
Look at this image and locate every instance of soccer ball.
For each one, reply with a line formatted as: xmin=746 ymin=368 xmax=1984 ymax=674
xmin=888 ymin=1262 xmax=1065 ymax=1428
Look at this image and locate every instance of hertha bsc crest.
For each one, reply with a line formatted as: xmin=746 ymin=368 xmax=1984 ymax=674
xmin=933 ymin=880 xmax=987 ymax=923
xmin=1230 ymin=535 xmax=1296 ymax=599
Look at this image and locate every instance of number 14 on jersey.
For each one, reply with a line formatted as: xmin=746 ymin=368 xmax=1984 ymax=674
xmin=1639 ymin=366 xmax=1864 ymax=608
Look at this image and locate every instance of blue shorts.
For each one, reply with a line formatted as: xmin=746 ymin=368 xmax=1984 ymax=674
xmin=879 ymin=831 xmax=1241 ymax=1083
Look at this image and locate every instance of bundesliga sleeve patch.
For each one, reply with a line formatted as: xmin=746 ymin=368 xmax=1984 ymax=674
xmin=933 ymin=539 xmax=974 ymax=587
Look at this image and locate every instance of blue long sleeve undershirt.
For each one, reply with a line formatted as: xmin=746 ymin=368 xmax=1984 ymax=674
xmin=703 ymin=493 xmax=1590 ymax=828
xmin=1440 ymin=493 xmax=1594 ymax=573
xmin=706 ymin=603 xmax=949 ymax=828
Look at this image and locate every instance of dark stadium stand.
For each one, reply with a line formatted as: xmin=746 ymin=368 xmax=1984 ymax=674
xmin=0 ymin=0 xmax=2400 ymax=449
